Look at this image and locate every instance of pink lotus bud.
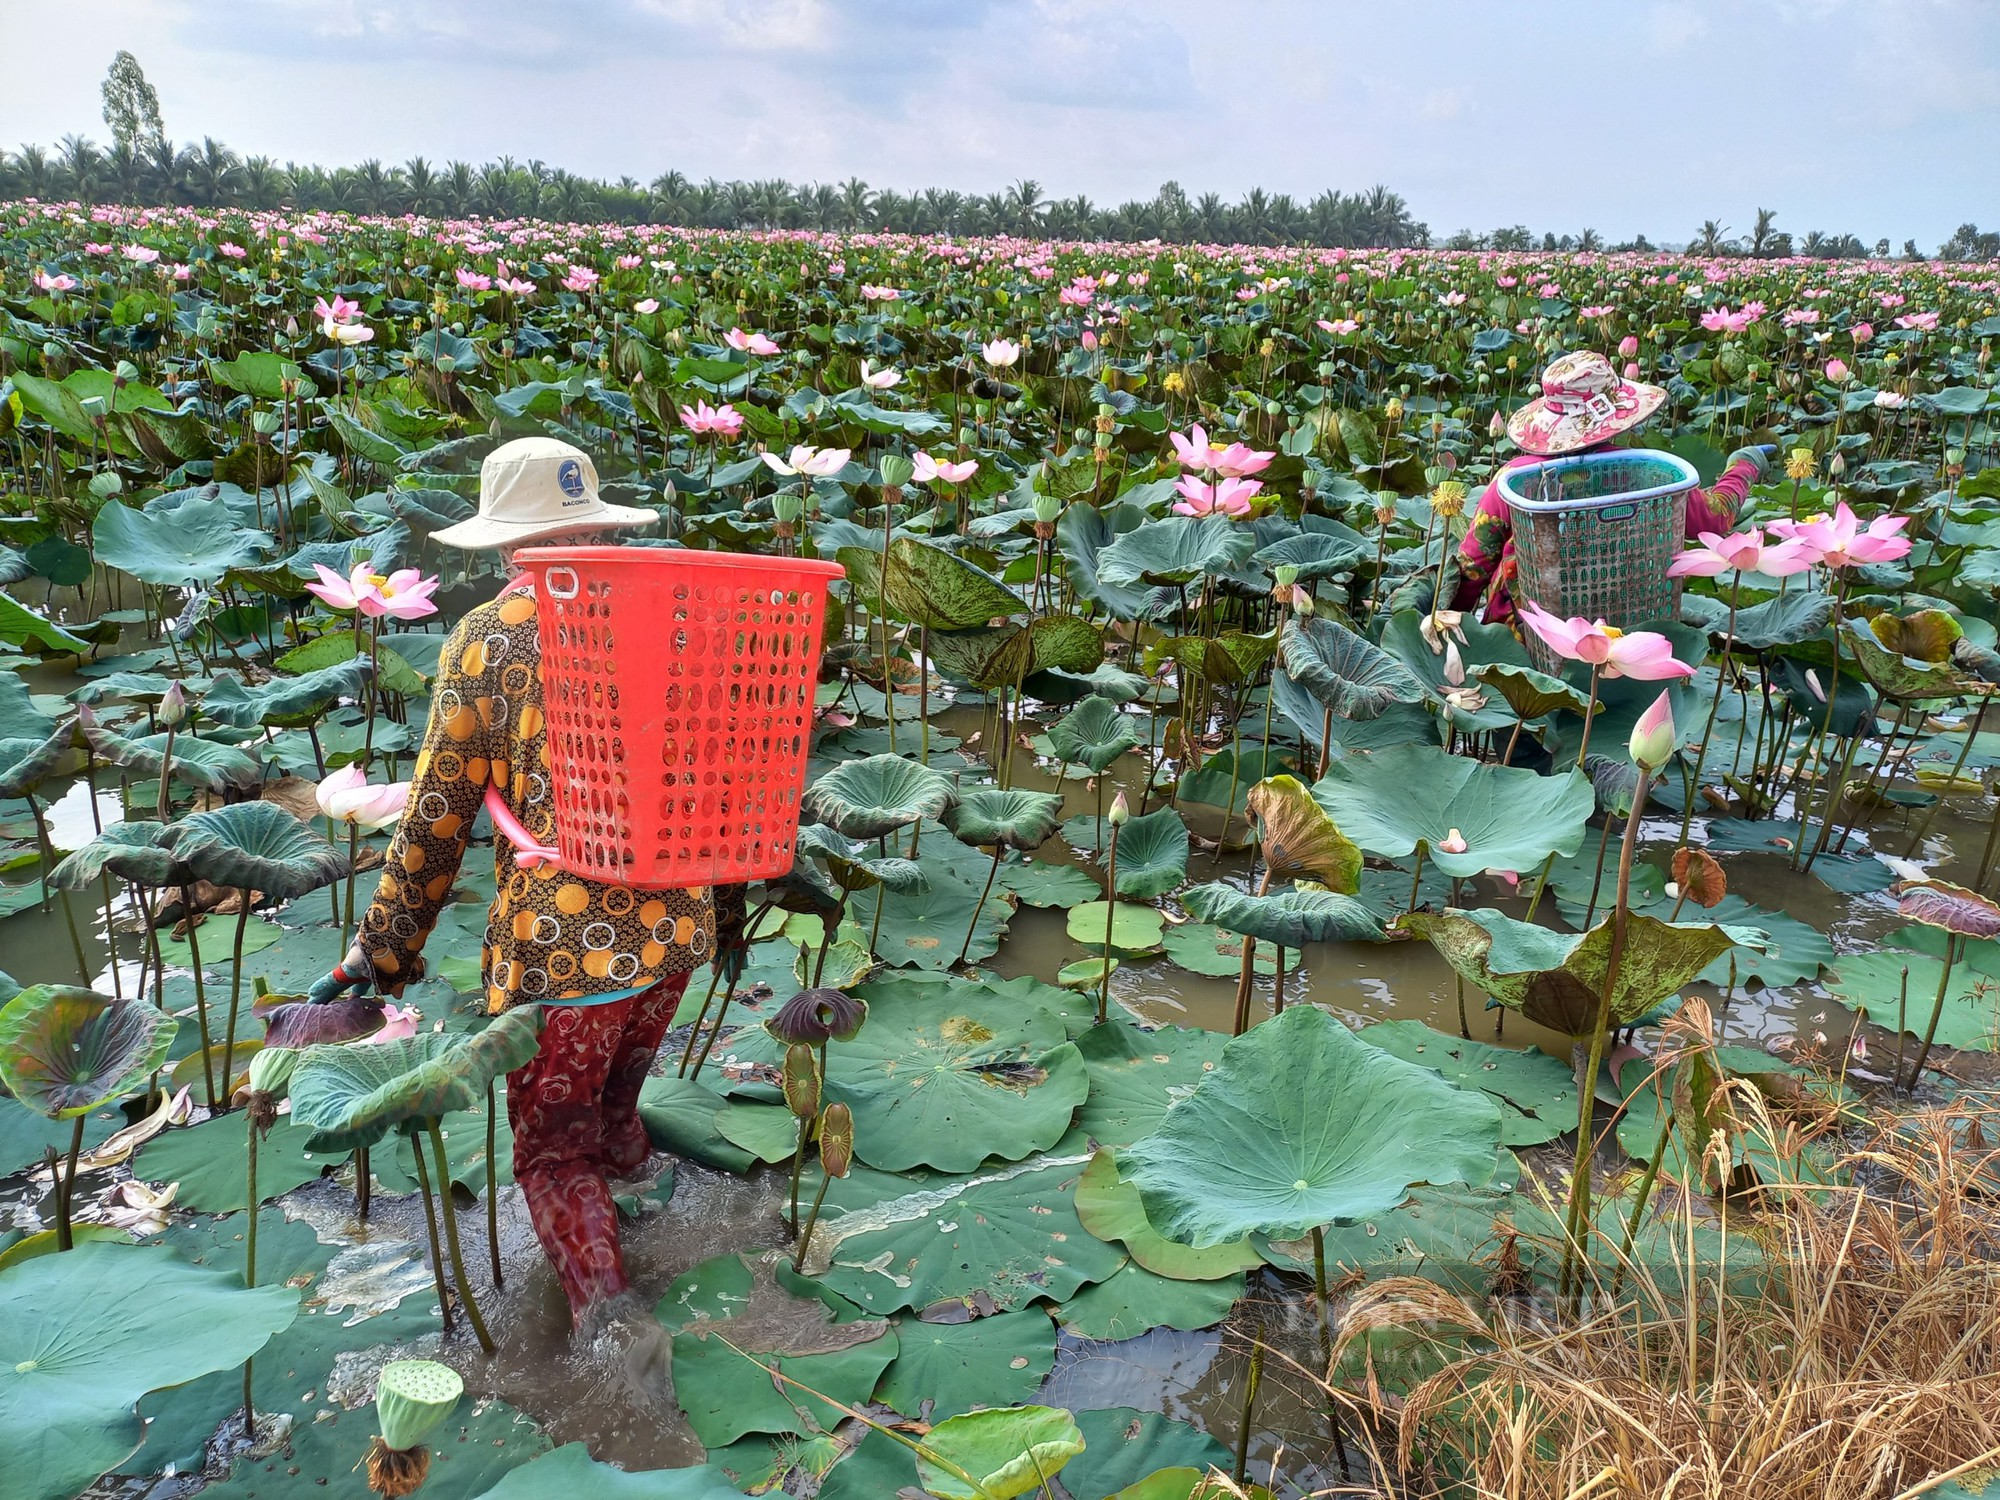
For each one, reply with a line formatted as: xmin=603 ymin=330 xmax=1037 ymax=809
xmin=1629 ymin=691 xmax=1677 ymax=770
xmin=1825 ymin=358 xmax=1851 ymax=383
xmin=1108 ymin=790 xmax=1131 ymax=827
xmin=1623 ymin=361 xmax=1640 ymax=379
xmin=1617 ymin=335 xmax=1639 ymax=358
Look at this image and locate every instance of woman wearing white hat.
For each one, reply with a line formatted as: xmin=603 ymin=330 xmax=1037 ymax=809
xmin=1449 ymin=351 xmax=1771 ymax=624
xmin=311 ymin=437 xmax=743 ymax=1375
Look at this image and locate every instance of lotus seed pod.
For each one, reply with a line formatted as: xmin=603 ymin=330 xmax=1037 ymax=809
xmin=251 ymin=409 xmax=282 ymax=436
xmin=819 ymin=1102 xmax=854 ymax=1178
xmin=1031 ymin=492 xmax=1063 ymax=524
xmin=1272 ymin=563 xmax=1300 ymax=588
xmin=247 ymin=1046 xmax=298 ymax=1098
xmin=436 ymin=354 xmax=457 ymax=375
xmin=782 ymin=1044 xmax=821 ymax=1119
xmin=88 ymin=470 xmax=124 ymax=499
xmin=374 ymin=1359 xmax=462 ymax=1452
xmin=772 ymin=491 xmax=804 ymax=524
xmin=114 ymin=359 xmax=140 ymax=384
xmin=877 ymin=453 xmax=915 ymax=489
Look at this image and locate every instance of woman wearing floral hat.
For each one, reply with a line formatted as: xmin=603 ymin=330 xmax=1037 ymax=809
xmin=308 ymin=436 xmax=745 ymax=1382
xmin=1449 ymin=351 xmax=1771 ymax=624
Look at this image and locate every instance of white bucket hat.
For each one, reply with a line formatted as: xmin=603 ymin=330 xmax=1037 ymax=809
xmin=430 ymin=436 xmax=656 ymax=549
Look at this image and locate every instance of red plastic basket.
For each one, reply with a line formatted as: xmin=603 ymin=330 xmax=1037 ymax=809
xmin=511 ymin=546 xmax=844 ymax=889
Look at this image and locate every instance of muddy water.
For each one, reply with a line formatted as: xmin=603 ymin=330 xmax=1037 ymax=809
xmin=3 ymin=664 xmax=1992 ymax=1488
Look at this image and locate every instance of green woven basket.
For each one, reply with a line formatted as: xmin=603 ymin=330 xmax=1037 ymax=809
xmin=1498 ymin=450 xmax=1698 ymax=672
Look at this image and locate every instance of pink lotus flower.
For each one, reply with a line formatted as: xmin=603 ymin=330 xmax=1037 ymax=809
xmin=314 ymin=764 xmax=410 ymax=830
xmin=1770 ymin=502 xmax=1912 ymax=570
xmin=561 ymin=266 xmax=600 ymax=293
xmin=761 ymin=444 xmax=849 ymax=478
xmin=122 ymin=244 xmax=159 ymax=263
xmin=1617 ymin=335 xmax=1639 ymax=357
xmin=1436 ymin=828 xmax=1470 ymax=855
xmin=1441 ymin=290 xmax=1468 ymax=307
xmin=84 ymin=242 xmax=113 ymax=255
xmin=1895 ymin=311 xmax=1939 ymax=332
xmin=1169 ymin=424 xmax=1274 ymax=479
xmin=1667 ymin=527 xmax=1815 ymax=579
xmin=616 ymin=254 xmax=642 ymax=270
xmin=1700 ymin=305 xmax=1759 ymax=334
xmin=306 ymin=564 xmax=441 ymax=619
xmin=313 ymin=293 xmax=361 ymax=325
xmin=1782 ymin=308 xmax=1821 ymax=327
xmin=1824 ymin=358 xmax=1851 ymax=383
xmin=858 ymin=359 xmax=901 ymax=389
xmin=1517 ymin=602 xmax=1695 ymax=680
xmin=455 ymin=267 xmax=492 ymax=291
xmin=1879 ymin=292 xmax=1906 ymax=309
xmin=31 ymin=269 xmax=76 ymax=293
xmin=679 ymin=399 xmax=743 ymax=436
xmin=1172 ymin=475 xmax=1261 ymax=519
xmin=913 ymin=451 xmax=978 ymax=485
xmin=859 ymin=284 xmax=901 ymax=300
xmin=725 ymin=327 xmax=781 ymax=356
xmin=495 ymin=276 xmax=536 ymax=296
xmin=633 ymin=297 xmax=660 ymax=314
xmin=218 ymin=242 xmax=246 ymax=259
xmin=1317 ymin=318 xmax=1360 ymax=335
xmin=358 ymin=1003 xmax=422 ymax=1044
xmin=981 ymin=338 xmax=1021 ymax=367
xmin=1579 ymin=303 xmax=1614 ymax=318
xmin=324 ymin=319 xmax=375 ymax=347
xmin=1852 ymin=322 xmax=1874 ymax=342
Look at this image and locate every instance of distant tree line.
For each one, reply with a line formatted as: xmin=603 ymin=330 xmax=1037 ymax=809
xmin=0 ymin=52 xmax=1983 ymax=259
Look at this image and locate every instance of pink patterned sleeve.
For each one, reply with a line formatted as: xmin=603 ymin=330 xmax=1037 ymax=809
xmin=1449 ymin=474 xmax=1513 ymax=611
xmin=1685 ymin=459 xmax=1758 ymax=537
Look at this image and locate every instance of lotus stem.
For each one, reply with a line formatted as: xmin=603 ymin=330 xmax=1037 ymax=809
xmin=1678 ymin=574 xmax=1741 ymax=850
xmin=409 ymin=1128 xmax=456 ymax=1333
xmin=1792 ymin=575 xmax=1851 ymax=870
xmin=1274 ymin=946 xmax=1288 ymax=1015
xmin=1573 ymin=663 xmax=1603 ymax=770
xmin=957 ymin=847 xmax=1004 ymax=967
xmin=51 ymin=1114 xmax=86 ymax=1252
xmin=918 ymin=625 xmax=930 ymax=764
xmin=341 ymin=821 xmax=360 ymax=951
xmin=1905 ymin=701 xmax=1989 ymax=856
xmin=678 ymin=965 xmax=728 ymax=1076
xmin=793 ymin=1167 xmax=834 ymax=1274
xmin=244 ymin=1119 xmax=260 ymax=1424
xmin=220 ymin=902 xmax=252 ymax=1109
xmin=357 ymin=1144 xmax=372 ymax=1220
xmin=1453 ymin=973 xmax=1468 ymax=1040
xmin=787 ymin=1113 xmax=812 ymax=1233
xmin=428 ymin=1118 xmax=495 ymax=1354
xmin=1612 ymin=1067 xmax=1675 ymax=1299
xmin=1582 ymin=813 xmax=1616 ymax=929
xmin=1405 ymin=844 xmax=1426 ymax=915
xmin=1560 ymin=764 xmax=1653 ymax=1299
xmin=1309 ymin=1222 xmax=1333 ymax=1377
xmin=154 ymin=725 xmax=176 ymax=821
xmin=181 ymin=884 xmax=219 ymax=1110
xmin=1802 ymin=719 xmax=1868 ymax=872
xmin=1232 ymin=870 xmax=1272 ymax=1036
xmin=485 ymin=1081 xmax=503 ymax=1287
xmin=1098 ymin=820 xmax=1121 ymax=1025
xmin=1904 ymin=935 xmax=1960 ymax=1092
xmin=1832 ymin=702 xmax=1913 ymax=856
xmin=1231 ymin=1326 xmax=1264 ymax=1487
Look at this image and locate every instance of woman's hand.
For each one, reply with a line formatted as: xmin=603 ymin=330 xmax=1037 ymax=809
xmin=1725 ymin=445 xmax=1775 ymax=483
xmin=307 ymin=943 xmax=372 ymax=1004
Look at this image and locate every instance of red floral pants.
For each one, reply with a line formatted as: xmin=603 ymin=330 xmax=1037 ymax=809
xmin=507 ymin=973 xmax=690 ymax=1320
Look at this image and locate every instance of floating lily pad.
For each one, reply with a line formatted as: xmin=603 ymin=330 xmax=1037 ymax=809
xmin=1075 ymin=1149 xmax=1260 ymax=1280
xmin=132 ymin=1114 xmax=331 ymax=1213
xmin=474 ymin=1444 xmax=745 ymax=1500
xmin=1060 ymin=1408 xmax=1233 ymax=1500
xmin=1072 ymin=1019 xmax=1227 ymax=1147
xmin=1828 ymin=951 xmax=2000 ymax=1052
xmin=1068 ymin=900 xmax=1167 ymax=954
xmin=917 ymin=1405 xmax=1085 ymax=1500
xmin=1159 ymin=921 xmax=1278 ymax=978
xmin=872 ymin=1308 xmax=1057 ymax=1419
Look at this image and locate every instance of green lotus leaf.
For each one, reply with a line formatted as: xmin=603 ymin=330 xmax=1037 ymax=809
xmin=1396 ymin=907 xmax=1748 ymax=1036
xmin=637 ymin=1074 xmax=761 ymax=1174
xmin=132 ymin=1111 xmax=326 ymax=1211
xmin=1827 ymin=950 xmax=2000 ymax=1052
xmin=1246 ymin=775 xmax=1361 ymax=891
xmin=1253 ymin=527 xmax=1371 ymax=582
xmin=0 ymin=985 xmax=174 ymax=1119
xmin=49 ymin=821 xmax=182 ymax=891
xmin=1844 ymin=616 xmax=1965 ymax=701
xmin=169 ymin=800 xmax=348 ymax=899
xmin=1058 ymin=500 xmax=1167 ymax=623
xmin=1073 ymin=1019 xmax=1228 ymax=1146
xmin=1097 ymin=515 xmax=1258 ymax=587
xmin=796 ymin=826 xmax=930 ymax=895
xmin=1119 ymin=1004 xmax=1505 ymax=1246
xmin=915 ymin=1405 xmax=1085 ymax=1500
xmin=1724 ymin=589 xmax=1834 ymax=650
xmin=1472 ymin=661 xmax=1592 ymax=720
xmin=872 ymin=1307 xmax=1057 ymax=1420
xmin=840 ymin=536 xmax=1022 ymax=630
xmin=1068 ymin=899 xmax=1166 ymax=953
xmin=1175 ymin=743 xmax=1292 ymax=813
xmin=657 ymin=1251 xmax=897 ymax=1450
xmin=997 ymin=857 xmax=1100 ymax=909
xmin=0 ymin=724 xmax=80 ymax=799
xmin=0 ymin=1243 xmax=300 ymax=1500
xmin=924 ymin=622 xmax=1032 ymax=689
xmin=876 ymin=873 xmax=1013 ymax=968
xmin=1359 ymin=1020 xmax=1578 ymax=1147
xmin=1059 ymin=1408 xmax=1233 ymax=1500
xmin=1279 ymin=615 xmax=1427 ymax=722
xmin=201 ymin=658 xmax=371 ymax=729
xmin=1311 ymin=742 xmax=1594 ymax=879
xmin=807 ymin=1153 xmax=1123 ymax=1314
xmin=1076 ymin=1149 xmax=1261 ymax=1280
xmin=92 ymin=494 xmax=274 ymax=586
xmin=944 ymin=787 xmax=1065 ymax=851
xmin=289 ymin=1009 xmax=544 ymax=1151
xmin=1047 ymin=695 xmax=1142 ymax=772
xmin=1105 ymin=806 xmax=1189 ymax=899
xmin=1158 ymin=921 xmax=1278 ymax=978
xmin=0 ymin=593 xmax=94 ymax=654
xmin=1056 ymin=1259 xmax=1246 ymax=1340
xmin=473 ymin=1444 xmax=744 ymax=1500
xmin=1148 ymin=629 xmax=1278 ymax=686
xmin=1179 ymin=882 xmax=1382 ymax=948
xmin=1110 ymin=1468 xmax=1274 ymax=1500
xmin=112 ymin=731 xmax=263 ymax=792
xmin=1022 ymin=614 xmax=1106 ymax=676
xmin=1775 ymin=658 xmax=1877 ymax=738
xmin=802 ymin=754 xmax=958 ymax=840
xmin=1379 ymin=608 xmax=1534 ymax=732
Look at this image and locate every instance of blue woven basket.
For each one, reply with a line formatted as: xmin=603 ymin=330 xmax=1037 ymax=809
xmin=1497 ymin=449 xmax=1698 ymax=671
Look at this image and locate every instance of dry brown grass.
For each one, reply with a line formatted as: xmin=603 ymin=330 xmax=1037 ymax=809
xmin=1322 ymin=1085 xmax=2000 ymax=1499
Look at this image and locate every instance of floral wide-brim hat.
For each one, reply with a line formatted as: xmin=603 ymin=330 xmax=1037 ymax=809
xmin=1506 ymin=351 xmax=1667 ymax=456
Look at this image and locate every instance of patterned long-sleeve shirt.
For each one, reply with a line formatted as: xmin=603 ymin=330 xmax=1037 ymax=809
xmin=1451 ymin=452 xmax=1759 ymax=624
xmin=357 ymin=583 xmax=714 ymax=1013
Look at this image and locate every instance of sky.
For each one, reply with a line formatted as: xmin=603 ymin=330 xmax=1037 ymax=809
xmin=1 ymin=0 xmax=1995 ymax=249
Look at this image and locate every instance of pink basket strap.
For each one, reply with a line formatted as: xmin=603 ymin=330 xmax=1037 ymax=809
xmin=483 ymin=783 xmax=561 ymax=870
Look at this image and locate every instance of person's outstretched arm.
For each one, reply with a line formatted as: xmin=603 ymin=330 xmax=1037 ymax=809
xmin=311 ymin=613 xmax=498 ymax=999
xmin=1688 ymin=447 xmax=1773 ymax=535
xmin=1450 ymin=473 xmax=1511 ymax=612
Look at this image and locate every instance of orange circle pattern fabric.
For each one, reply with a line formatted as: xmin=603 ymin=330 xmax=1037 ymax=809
xmin=357 ymin=591 xmax=714 ymax=1012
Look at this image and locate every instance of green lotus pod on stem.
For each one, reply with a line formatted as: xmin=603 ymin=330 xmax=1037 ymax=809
xmin=878 ymin=451 xmax=915 ymax=489
xmin=794 ymin=1101 xmax=853 ymax=1273
xmin=367 ymin=1358 xmax=463 ymax=1497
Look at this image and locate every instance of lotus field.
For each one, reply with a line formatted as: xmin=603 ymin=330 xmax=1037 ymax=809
xmin=5 ymin=201 xmax=2000 ymax=1499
